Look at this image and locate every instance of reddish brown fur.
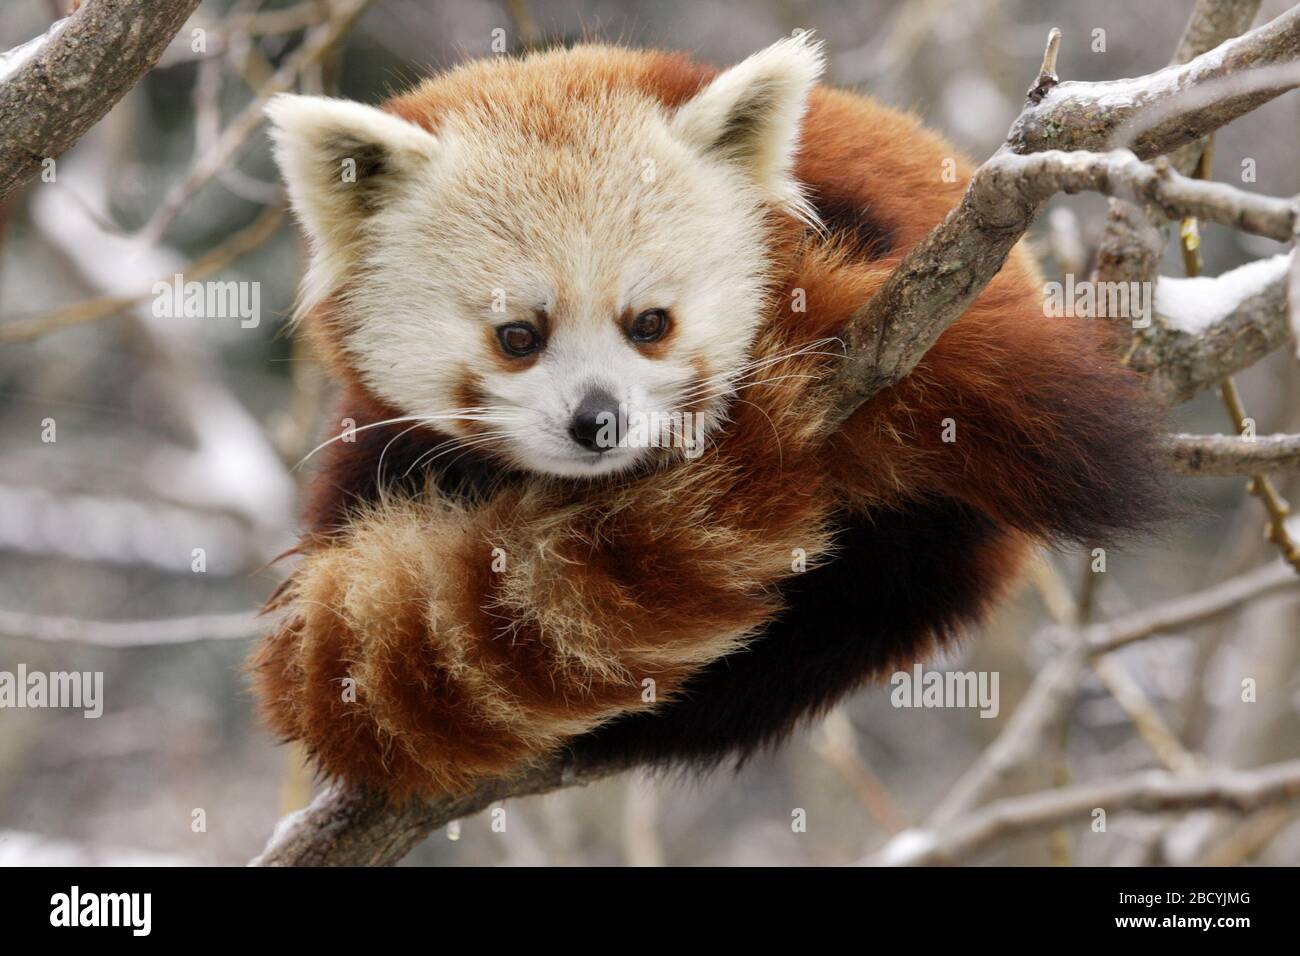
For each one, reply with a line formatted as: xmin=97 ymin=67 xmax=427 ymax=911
xmin=250 ymin=46 xmax=1166 ymax=800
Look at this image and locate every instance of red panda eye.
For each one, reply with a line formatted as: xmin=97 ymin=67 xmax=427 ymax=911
xmin=629 ymin=308 xmax=669 ymax=343
xmin=497 ymin=323 xmax=542 ymax=357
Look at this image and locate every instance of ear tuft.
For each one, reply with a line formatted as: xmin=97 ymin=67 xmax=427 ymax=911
xmin=265 ymin=94 xmax=440 ymax=309
xmin=672 ymin=32 xmax=825 ymax=216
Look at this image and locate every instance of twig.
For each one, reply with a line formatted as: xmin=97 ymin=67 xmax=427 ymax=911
xmin=1029 ymin=556 xmax=1197 ymax=775
xmin=0 ymin=0 xmax=202 ymax=203
xmin=1164 ymin=432 xmax=1300 ymax=476
xmin=1026 ymin=27 xmax=1061 ymax=102
xmin=0 ymin=609 xmax=259 ymax=646
xmin=865 ymin=758 xmax=1300 ymax=866
xmin=1218 ymin=378 xmax=1300 ymax=570
xmin=0 ymin=204 xmax=284 ymax=344
xmin=1085 ymin=559 xmax=1298 ymax=655
xmin=135 ymin=0 xmax=371 ymax=245
xmin=811 ymin=708 xmax=909 ymax=834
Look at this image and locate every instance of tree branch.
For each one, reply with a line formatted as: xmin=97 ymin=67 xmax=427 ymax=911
xmin=824 ymin=6 xmax=1300 ymax=423
xmin=0 ymin=609 xmax=259 ymax=647
xmin=1164 ymin=432 xmax=1300 ymax=476
xmin=1005 ymin=150 xmax=1298 ymax=243
xmin=1085 ymin=558 xmax=1298 ymax=656
xmin=0 ymin=0 xmax=201 ymax=203
xmin=866 ymin=758 xmax=1300 ymax=866
xmin=1007 ymin=5 xmax=1300 ymax=157
xmin=1130 ymin=253 xmax=1295 ymax=403
xmin=251 ymin=757 xmax=605 ymax=866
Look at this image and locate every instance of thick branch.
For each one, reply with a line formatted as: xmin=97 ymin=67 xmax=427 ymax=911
xmin=867 ymin=758 xmax=1300 ymax=866
xmin=0 ymin=0 xmax=201 ymax=203
xmin=825 ymin=7 xmax=1300 ymax=423
xmin=1164 ymin=432 xmax=1300 ymax=476
xmin=251 ymin=758 xmax=612 ymax=866
xmin=1173 ymin=0 xmax=1264 ymax=67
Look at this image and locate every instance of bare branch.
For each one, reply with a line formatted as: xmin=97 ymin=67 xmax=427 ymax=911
xmin=928 ymin=559 xmax=1295 ymax=828
xmin=1165 ymin=432 xmax=1300 ymax=476
xmin=0 ymin=204 xmax=284 ymax=345
xmin=251 ymin=758 xmax=619 ymax=866
xmin=0 ymin=0 xmax=201 ymax=203
xmin=867 ymin=758 xmax=1300 ymax=866
xmin=1004 ymin=150 xmax=1298 ymax=242
xmin=1086 ymin=559 xmax=1298 ymax=656
xmin=136 ymin=0 xmax=372 ymax=245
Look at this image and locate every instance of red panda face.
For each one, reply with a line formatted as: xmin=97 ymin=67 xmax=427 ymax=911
xmin=267 ymin=36 xmax=825 ymax=478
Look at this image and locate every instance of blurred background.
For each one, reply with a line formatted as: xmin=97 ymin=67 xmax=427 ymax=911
xmin=0 ymin=0 xmax=1297 ymax=866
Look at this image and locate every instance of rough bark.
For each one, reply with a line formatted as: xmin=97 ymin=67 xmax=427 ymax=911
xmin=0 ymin=0 xmax=201 ymax=203
xmin=1164 ymin=432 xmax=1300 ymax=476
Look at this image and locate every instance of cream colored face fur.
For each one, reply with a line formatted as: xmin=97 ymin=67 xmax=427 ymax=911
xmin=268 ymin=35 xmax=824 ymax=478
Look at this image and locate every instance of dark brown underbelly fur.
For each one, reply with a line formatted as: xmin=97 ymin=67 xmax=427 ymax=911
xmin=568 ymin=499 xmax=1004 ymax=774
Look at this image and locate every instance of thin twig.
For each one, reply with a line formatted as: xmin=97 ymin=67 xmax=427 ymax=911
xmin=0 ymin=609 xmax=259 ymax=646
xmin=866 ymin=758 xmax=1300 ymax=866
xmin=135 ymin=0 xmax=371 ymax=245
xmin=0 ymin=204 xmax=284 ymax=344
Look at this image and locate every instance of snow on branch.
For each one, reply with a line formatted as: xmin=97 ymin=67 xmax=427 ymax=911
xmin=1131 ymin=253 xmax=1294 ymax=403
xmin=824 ymin=6 xmax=1300 ymax=423
xmin=1008 ymin=5 xmax=1300 ymax=158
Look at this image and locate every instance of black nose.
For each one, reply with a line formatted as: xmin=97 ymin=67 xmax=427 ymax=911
xmin=568 ymin=389 xmax=620 ymax=453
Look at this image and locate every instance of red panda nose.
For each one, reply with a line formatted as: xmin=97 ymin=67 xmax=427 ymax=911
xmin=569 ymin=389 xmax=620 ymax=453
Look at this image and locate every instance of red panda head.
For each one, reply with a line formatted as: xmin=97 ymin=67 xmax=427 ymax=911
xmin=267 ymin=35 xmax=824 ymax=477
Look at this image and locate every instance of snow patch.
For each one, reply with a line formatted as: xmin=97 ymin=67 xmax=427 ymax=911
xmin=1155 ymin=253 xmax=1293 ymax=335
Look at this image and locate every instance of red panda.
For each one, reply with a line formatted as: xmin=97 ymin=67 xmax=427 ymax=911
xmin=250 ymin=35 xmax=1168 ymax=798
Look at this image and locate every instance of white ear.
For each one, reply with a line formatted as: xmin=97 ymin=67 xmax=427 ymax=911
xmin=671 ymin=32 xmax=824 ymax=215
xmin=265 ymin=94 xmax=440 ymax=307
